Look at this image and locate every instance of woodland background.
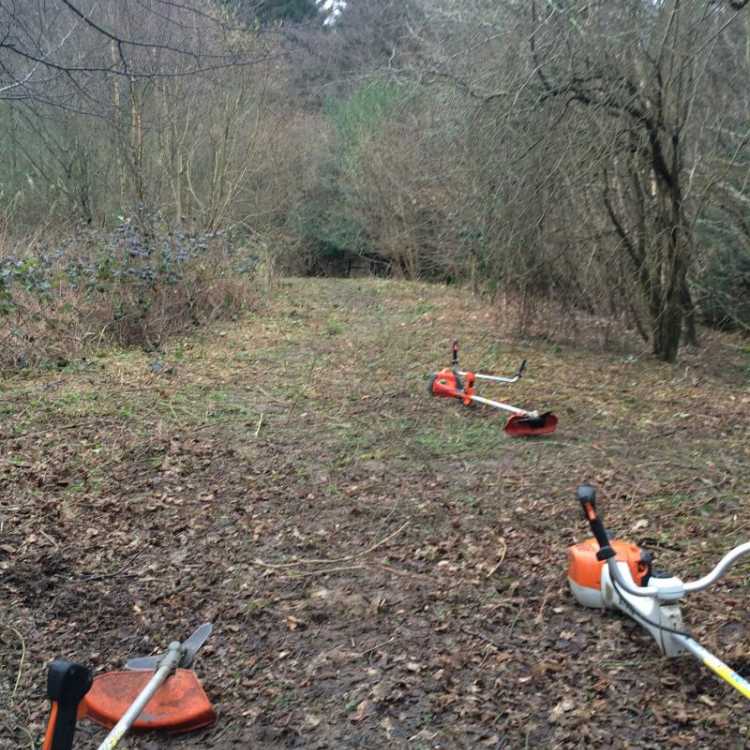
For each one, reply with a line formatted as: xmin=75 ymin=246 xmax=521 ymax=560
xmin=1 ymin=0 xmax=750 ymax=366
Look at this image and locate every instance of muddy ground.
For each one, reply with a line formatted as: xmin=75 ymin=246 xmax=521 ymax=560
xmin=2 ymin=278 xmax=750 ymax=749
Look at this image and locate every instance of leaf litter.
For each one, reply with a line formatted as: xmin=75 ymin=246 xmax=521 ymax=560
xmin=1 ymin=277 xmax=749 ymax=748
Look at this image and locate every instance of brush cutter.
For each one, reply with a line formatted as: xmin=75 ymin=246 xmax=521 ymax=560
xmin=428 ymin=340 xmax=558 ymax=437
xmin=43 ymin=623 xmax=215 ymax=750
xmin=568 ymin=485 xmax=750 ymax=700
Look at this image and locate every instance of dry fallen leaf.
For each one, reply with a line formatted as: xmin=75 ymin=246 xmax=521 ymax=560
xmin=286 ymin=615 xmax=305 ymax=631
xmin=349 ymin=699 xmax=371 ymax=722
xmin=549 ymin=697 xmax=575 ymax=722
xmin=304 ymin=712 xmax=322 ymax=729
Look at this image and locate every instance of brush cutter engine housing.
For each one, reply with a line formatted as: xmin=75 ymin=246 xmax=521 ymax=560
xmin=429 ymin=368 xmax=474 ymax=405
xmin=567 ymin=535 xmax=690 ymax=656
xmin=569 ymin=485 xmax=750 ymax=696
xmin=567 ymin=538 xmax=652 ymax=609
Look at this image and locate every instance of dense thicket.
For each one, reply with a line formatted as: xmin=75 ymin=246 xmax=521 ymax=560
xmin=1 ymin=0 xmax=749 ymax=364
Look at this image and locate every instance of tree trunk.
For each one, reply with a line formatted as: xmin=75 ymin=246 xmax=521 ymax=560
xmin=650 ymin=122 xmax=689 ymax=363
xmin=681 ymin=280 xmax=698 ymax=347
xmin=653 ymin=283 xmax=684 ymax=362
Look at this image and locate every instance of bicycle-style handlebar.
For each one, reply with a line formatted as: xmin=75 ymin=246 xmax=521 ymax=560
xmin=681 ymin=542 xmax=750 ymax=594
xmin=575 ymin=484 xmax=750 ymax=600
xmin=450 ymin=341 xmax=526 ymax=383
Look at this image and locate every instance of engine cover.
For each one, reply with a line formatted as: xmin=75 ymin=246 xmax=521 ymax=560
xmin=567 ymin=538 xmax=651 ymax=608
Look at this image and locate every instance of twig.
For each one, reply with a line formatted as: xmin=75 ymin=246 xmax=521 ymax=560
xmin=254 ymin=413 xmax=264 ymax=437
xmin=38 ymin=529 xmax=60 ymax=550
xmin=374 ymin=563 xmax=439 ymax=584
xmin=507 ymin=602 xmax=525 ymax=638
xmin=374 ymin=504 xmax=398 ymax=537
xmin=285 ymin=565 xmax=367 ymax=578
xmin=461 ymin=627 xmax=505 ymax=650
xmin=486 ymin=538 xmax=508 ymax=578
xmin=355 ymin=637 xmax=396 ymax=658
xmin=79 ymin=547 xmax=146 ymax=580
xmin=253 ymin=520 xmax=410 ymax=569
xmin=0 ymin=421 xmax=90 ymax=442
xmin=3 ymin=626 xmax=27 ymax=700
xmin=535 ymin=586 xmax=553 ymax=625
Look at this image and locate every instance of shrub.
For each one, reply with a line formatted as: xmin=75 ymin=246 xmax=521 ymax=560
xmin=695 ymin=220 xmax=750 ymax=333
xmin=698 ymin=249 xmax=750 ymax=332
xmin=0 ymin=215 xmax=260 ymax=369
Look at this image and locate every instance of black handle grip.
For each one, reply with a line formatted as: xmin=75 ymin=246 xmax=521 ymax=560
xmin=576 ymin=484 xmax=614 ymax=559
xmin=576 ymin=483 xmax=597 ymax=510
xmin=517 ymin=360 xmax=527 ymax=378
xmin=451 ymin=340 xmax=459 ymax=367
xmin=44 ymin=660 xmax=92 ymax=750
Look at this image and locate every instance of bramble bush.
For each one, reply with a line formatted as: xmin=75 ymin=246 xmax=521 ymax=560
xmin=0 ymin=215 xmax=261 ymax=369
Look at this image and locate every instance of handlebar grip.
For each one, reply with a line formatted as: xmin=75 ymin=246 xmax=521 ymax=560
xmin=576 ymin=483 xmax=597 ymax=509
xmin=43 ymin=660 xmax=92 ymax=750
xmin=517 ymin=360 xmax=527 ymax=378
xmin=576 ymin=484 xmax=614 ymax=559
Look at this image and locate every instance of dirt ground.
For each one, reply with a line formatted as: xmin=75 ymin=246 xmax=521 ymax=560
xmin=2 ymin=278 xmax=750 ymax=749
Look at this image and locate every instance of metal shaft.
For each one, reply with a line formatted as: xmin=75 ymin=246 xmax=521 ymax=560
xmin=677 ymin=635 xmax=750 ymax=700
xmin=96 ymin=642 xmax=182 ymax=750
xmin=468 ymin=394 xmax=528 ymax=416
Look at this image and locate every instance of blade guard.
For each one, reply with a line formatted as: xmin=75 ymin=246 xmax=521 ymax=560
xmin=504 ymin=411 xmax=558 ymax=437
xmin=429 ymin=368 xmax=475 ymax=405
xmin=82 ymin=669 xmax=216 ymax=734
xmin=567 ymin=538 xmax=651 ymax=608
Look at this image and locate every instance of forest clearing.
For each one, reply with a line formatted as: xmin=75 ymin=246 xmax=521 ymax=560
xmin=2 ymin=278 xmax=749 ymax=749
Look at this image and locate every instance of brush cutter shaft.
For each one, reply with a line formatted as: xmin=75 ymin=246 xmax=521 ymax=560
xmin=678 ymin=636 xmax=750 ymax=699
xmin=96 ymin=642 xmax=182 ymax=750
xmin=468 ymin=394 xmax=528 ymax=416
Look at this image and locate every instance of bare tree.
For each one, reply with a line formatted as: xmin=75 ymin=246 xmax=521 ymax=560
xmin=0 ymin=0 xmax=274 ymax=108
xmin=408 ymin=0 xmax=750 ymax=359
xmin=0 ymin=0 xmax=293 ymax=227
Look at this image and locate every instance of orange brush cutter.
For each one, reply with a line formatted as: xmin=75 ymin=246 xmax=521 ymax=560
xmin=43 ymin=623 xmax=215 ymax=750
xmin=428 ymin=341 xmax=558 ymax=437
